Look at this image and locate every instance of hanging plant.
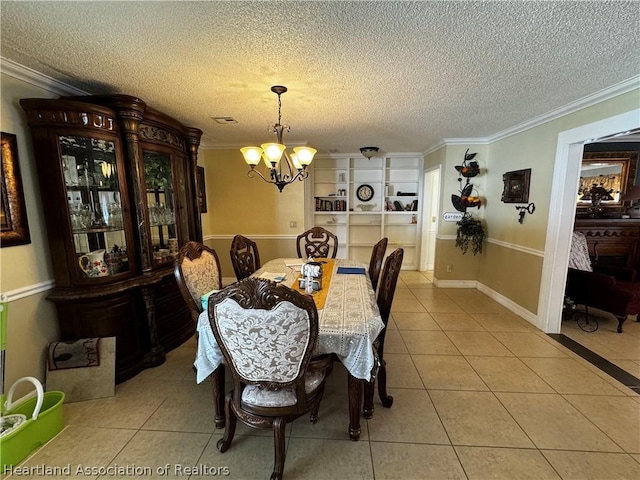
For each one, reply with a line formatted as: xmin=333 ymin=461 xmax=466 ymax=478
xmin=455 ymin=213 xmax=486 ymax=255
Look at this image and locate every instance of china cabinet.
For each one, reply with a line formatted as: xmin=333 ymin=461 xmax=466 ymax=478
xmin=306 ymin=154 xmax=422 ymax=268
xmin=21 ymin=95 xmax=203 ymax=382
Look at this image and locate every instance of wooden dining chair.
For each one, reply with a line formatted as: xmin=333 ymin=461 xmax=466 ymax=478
xmin=209 ymin=278 xmax=333 ymax=480
xmin=173 ymin=241 xmax=226 ymax=428
xmin=368 ymin=237 xmax=388 ymax=292
xmin=229 ymin=234 xmax=261 ymax=281
xmin=363 ymin=247 xmax=404 ymax=419
xmin=296 ymin=226 xmax=338 ymax=259
xmin=174 ymin=241 xmax=223 ymax=322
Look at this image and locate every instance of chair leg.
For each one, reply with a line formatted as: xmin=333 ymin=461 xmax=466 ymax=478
xmin=616 ymin=315 xmax=627 ymax=333
xmin=211 ymin=365 xmax=226 ymax=428
xmin=310 ymin=402 xmax=320 ymax=424
xmin=216 ymin=392 xmax=236 ymax=453
xmin=271 ymin=417 xmax=287 ymax=480
xmin=376 ymin=358 xmax=394 ymax=408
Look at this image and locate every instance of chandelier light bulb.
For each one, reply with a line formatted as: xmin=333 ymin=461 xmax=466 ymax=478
xmin=241 ymin=146 xmax=263 ymax=166
xmin=293 ymin=147 xmax=317 ymax=166
xmin=261 ymin=143 xmax=285 ymax=166
xmin=290 ymin=153 xmax=303 ymax=170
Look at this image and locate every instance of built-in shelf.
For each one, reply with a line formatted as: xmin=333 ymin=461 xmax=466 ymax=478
xmin=306 ymin=155 xmax=423 ymax=268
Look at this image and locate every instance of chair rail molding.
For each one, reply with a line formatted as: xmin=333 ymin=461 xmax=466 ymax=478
xmin=204 ymin=234 xmax=300 ymax=241
xmin=2 ymin=279 xmax=55 ymax=302
xmin=436 ymin=234 xmax=544 ymax=257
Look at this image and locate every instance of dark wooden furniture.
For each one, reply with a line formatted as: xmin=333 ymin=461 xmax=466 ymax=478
xmin=21 ymin=95 xmax=203 ymax=383
xmin=174 ymin=241 xmax=222 ymax=323
xmin=566 ymin=232 xmax=640 ymax=333
xmin=229 ymin=234 xmax=261 ymax=281
xmin=573 ymin=218 xmax=640 ymax=270
xmin=209 ymin=278 xmax=332 ymax=480
xmin=363 ymin=248 xmax=404 ymax=419
xmin=368 ymin=237 xmax=388 ymax=292
xmin=173 ymin=241 xmax=224 ymax=427
xmin=296 ymin=226 xmax=339 ymax=259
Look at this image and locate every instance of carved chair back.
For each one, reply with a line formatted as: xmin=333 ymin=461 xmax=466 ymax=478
xmin=174 ymin=241 xmax=222 ymax=320
xmin=364 ymin=247 xmax=404 ymax=418
xmin=230 ymin=234 xmax=261 ymax=281
xmin=368 ymin=237 xmax=388 ymax=292
xmin=208 ymin=278 xmax=330 ymax=480
xmin=296 ymin=226 xmax=338 ymax=259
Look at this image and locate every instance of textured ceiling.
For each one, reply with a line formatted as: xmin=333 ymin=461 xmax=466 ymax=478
xmin=1 ymin=1 xmax=639 ymax=154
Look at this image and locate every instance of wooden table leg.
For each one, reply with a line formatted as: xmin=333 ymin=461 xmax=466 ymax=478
xmin=347 ymin=373 xmax=362 ymax=441
xmin=211 ymin=364 xmax=225 ymax=428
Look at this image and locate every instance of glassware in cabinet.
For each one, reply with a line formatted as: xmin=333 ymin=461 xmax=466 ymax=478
xmin=59 ymin=134 xmax=130 ymax=279
xmin=143 ymin=150 xmax=179 ymax=265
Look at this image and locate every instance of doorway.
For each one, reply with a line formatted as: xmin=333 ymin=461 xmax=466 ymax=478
xmin=420 ymin=166 xmax=441 ymax=271
xmin=537 ymin=109 xmax=640 ymax=334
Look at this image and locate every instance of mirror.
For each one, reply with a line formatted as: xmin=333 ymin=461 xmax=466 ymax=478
xmin=577 ymin=151 xmax=638 ymax=216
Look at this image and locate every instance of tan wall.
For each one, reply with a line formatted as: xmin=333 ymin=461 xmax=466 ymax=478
xmin=199 ymin=148 xmax=307 ymax=281
xmin=478 ymin=243 xmax=543 ymax=313
xmin=433 ymin=239 xmax=481 ymax=281
xmin=1 ymin=73 xmax=61 ymax=390
xmin=199 ymin=148 xmax=305 ymax=236
xmin=430 ymin=89 xmax=640 ymax=318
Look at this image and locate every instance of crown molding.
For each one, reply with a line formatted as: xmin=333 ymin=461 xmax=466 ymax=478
xmin=3 ymin=57 xmax=636 ymax=155
xmin=488 ymin=75 xmax=640 ymax=144
xmin=425 ymin=75 xmax=640 ymax=155
xmin=0 ymin=56 xmax=88 ymax=96
xmin=201 ymin=140 xmax=311 ymax=150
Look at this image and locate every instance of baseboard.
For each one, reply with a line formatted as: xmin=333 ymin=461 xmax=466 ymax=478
xmin=432 ymin=277 xmax=539 ymax=328
xmin=476 ymin=282 xmax=539 ymax=327
xmin=432 ymin=278 xmax=478 ymax=288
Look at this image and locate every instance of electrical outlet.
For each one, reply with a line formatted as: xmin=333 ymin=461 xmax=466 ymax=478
xmin=290 ymin=221 xmax=297 ymax=228
xmin=446 ymin=264 xmax=453 ymax=273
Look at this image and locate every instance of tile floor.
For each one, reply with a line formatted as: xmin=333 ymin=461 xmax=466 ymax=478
xmin=561 ymin=307 xmax=640 ymax=380
xmin=10 ymin=271 xmax=640 ymax=479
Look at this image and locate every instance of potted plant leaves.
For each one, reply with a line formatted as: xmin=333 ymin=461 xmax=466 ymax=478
xmin=455 ymin=213 xmax=486 ymax=255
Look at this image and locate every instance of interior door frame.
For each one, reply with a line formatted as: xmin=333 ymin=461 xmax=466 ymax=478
xmin=420 ymin=165 xmax=441 ymax=271
xmin=538 ymin=108 xmax=640 ymax=333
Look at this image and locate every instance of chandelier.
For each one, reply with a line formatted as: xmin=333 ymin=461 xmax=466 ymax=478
xmin=240 ymin=85 xmax=317 ymax=192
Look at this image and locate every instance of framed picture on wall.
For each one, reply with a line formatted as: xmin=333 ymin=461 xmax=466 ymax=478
xmin=197 ymin=166 xmax=207 ymax=213
xmin=501 ymin=168 xmax=531 ymax=203
xmin=1 ymin=132 xmax=31 ymax=247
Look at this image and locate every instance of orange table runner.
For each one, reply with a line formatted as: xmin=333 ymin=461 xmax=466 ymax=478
xmin=291 ymin=259 xmax=334 ymax=310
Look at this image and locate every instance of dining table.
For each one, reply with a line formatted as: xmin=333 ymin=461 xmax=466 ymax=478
xmin=194 ymin=257 xmax=384 ymax=440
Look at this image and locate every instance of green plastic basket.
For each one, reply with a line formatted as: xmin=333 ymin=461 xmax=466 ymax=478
xmin=1 ymin=377 xmax=65 ymax=470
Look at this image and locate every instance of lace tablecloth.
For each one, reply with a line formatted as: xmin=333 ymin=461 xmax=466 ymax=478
xmin=195 ymin=258 xmax=384 ymax=383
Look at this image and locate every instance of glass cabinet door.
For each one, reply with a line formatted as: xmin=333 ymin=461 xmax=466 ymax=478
xmin=143 ymin=150 xmax=178 ymax=265
xmin=60 ymin=134 xmax=130 ymax=278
